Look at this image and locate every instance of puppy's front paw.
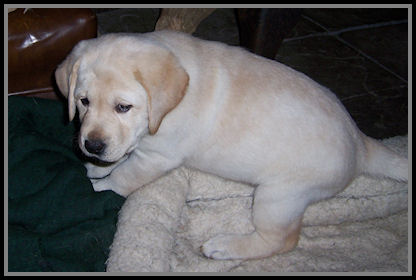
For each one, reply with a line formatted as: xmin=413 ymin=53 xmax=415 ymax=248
xmin=90 ymin=177 xmax=132 ymax=198
xmin=91 ymin=178 xmax=111 ymax=192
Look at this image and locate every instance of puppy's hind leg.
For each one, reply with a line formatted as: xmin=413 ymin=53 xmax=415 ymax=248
xmin=202 ymin=183 xmax=308 ymax=260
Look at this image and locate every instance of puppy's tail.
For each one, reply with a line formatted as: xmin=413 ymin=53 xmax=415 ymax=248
xmin=360 ymin=135 xmax=408 ymax=182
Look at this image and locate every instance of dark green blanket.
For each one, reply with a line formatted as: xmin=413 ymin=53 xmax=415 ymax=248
xmin=8 ymin=96 xmax=125 ymax=272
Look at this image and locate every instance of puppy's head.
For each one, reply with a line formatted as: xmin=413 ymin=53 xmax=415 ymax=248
xmin=55 ymin=34 xmax=189 ymax=163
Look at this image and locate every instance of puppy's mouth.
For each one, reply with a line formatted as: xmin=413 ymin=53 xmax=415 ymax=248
xmin=80 ymin=146 xmax=112 ymax=164
xmin=84 ymin=153 xmax=115 ymax=167
xmin=79 ymin=137 xmax=134 ymax=164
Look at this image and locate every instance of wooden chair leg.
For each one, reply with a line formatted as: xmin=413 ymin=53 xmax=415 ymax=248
xmin=155 ymin=8 xmax=216 ymax=34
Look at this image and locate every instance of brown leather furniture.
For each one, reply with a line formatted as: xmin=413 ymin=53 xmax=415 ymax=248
xmin=8 ymin=8 xmax=97 ymax=99
xmin=8 ymin=8 xmax=301 ymax=99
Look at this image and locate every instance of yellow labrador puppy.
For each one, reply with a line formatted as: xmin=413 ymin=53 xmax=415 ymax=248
xmin=56 ymin=31 xmax=408 ymax=260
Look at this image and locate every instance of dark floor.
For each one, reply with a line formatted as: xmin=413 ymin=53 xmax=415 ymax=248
xmin=93 ymin=8 xmax=409 ymax=139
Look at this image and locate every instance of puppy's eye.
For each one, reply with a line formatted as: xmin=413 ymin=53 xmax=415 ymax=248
xmin=80 ymin=98 xmax=89 ymax=106
xmin=115 ymin=104 xmax=132 ymax=113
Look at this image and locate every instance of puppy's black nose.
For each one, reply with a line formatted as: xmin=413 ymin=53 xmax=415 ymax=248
xmin=84 ymin=139 xmax=106 ymax=155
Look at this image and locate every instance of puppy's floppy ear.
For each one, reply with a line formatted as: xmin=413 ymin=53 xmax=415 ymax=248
xmin=134 ymin=51 xmax=189 ymax=135
xmin=55 ymin=57 xmax=81 ymax=121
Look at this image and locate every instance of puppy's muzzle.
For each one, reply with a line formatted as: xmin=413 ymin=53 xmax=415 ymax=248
xmin=84 ymin=139 xmax=106 ymax=155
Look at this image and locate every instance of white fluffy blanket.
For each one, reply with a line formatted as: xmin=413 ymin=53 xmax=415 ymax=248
xmin=106 ymin=136 xmax=409 ymax=272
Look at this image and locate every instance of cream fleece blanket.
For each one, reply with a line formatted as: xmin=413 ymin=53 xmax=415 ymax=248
xmin=106 ymin=136 xmax=409 ymax=272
